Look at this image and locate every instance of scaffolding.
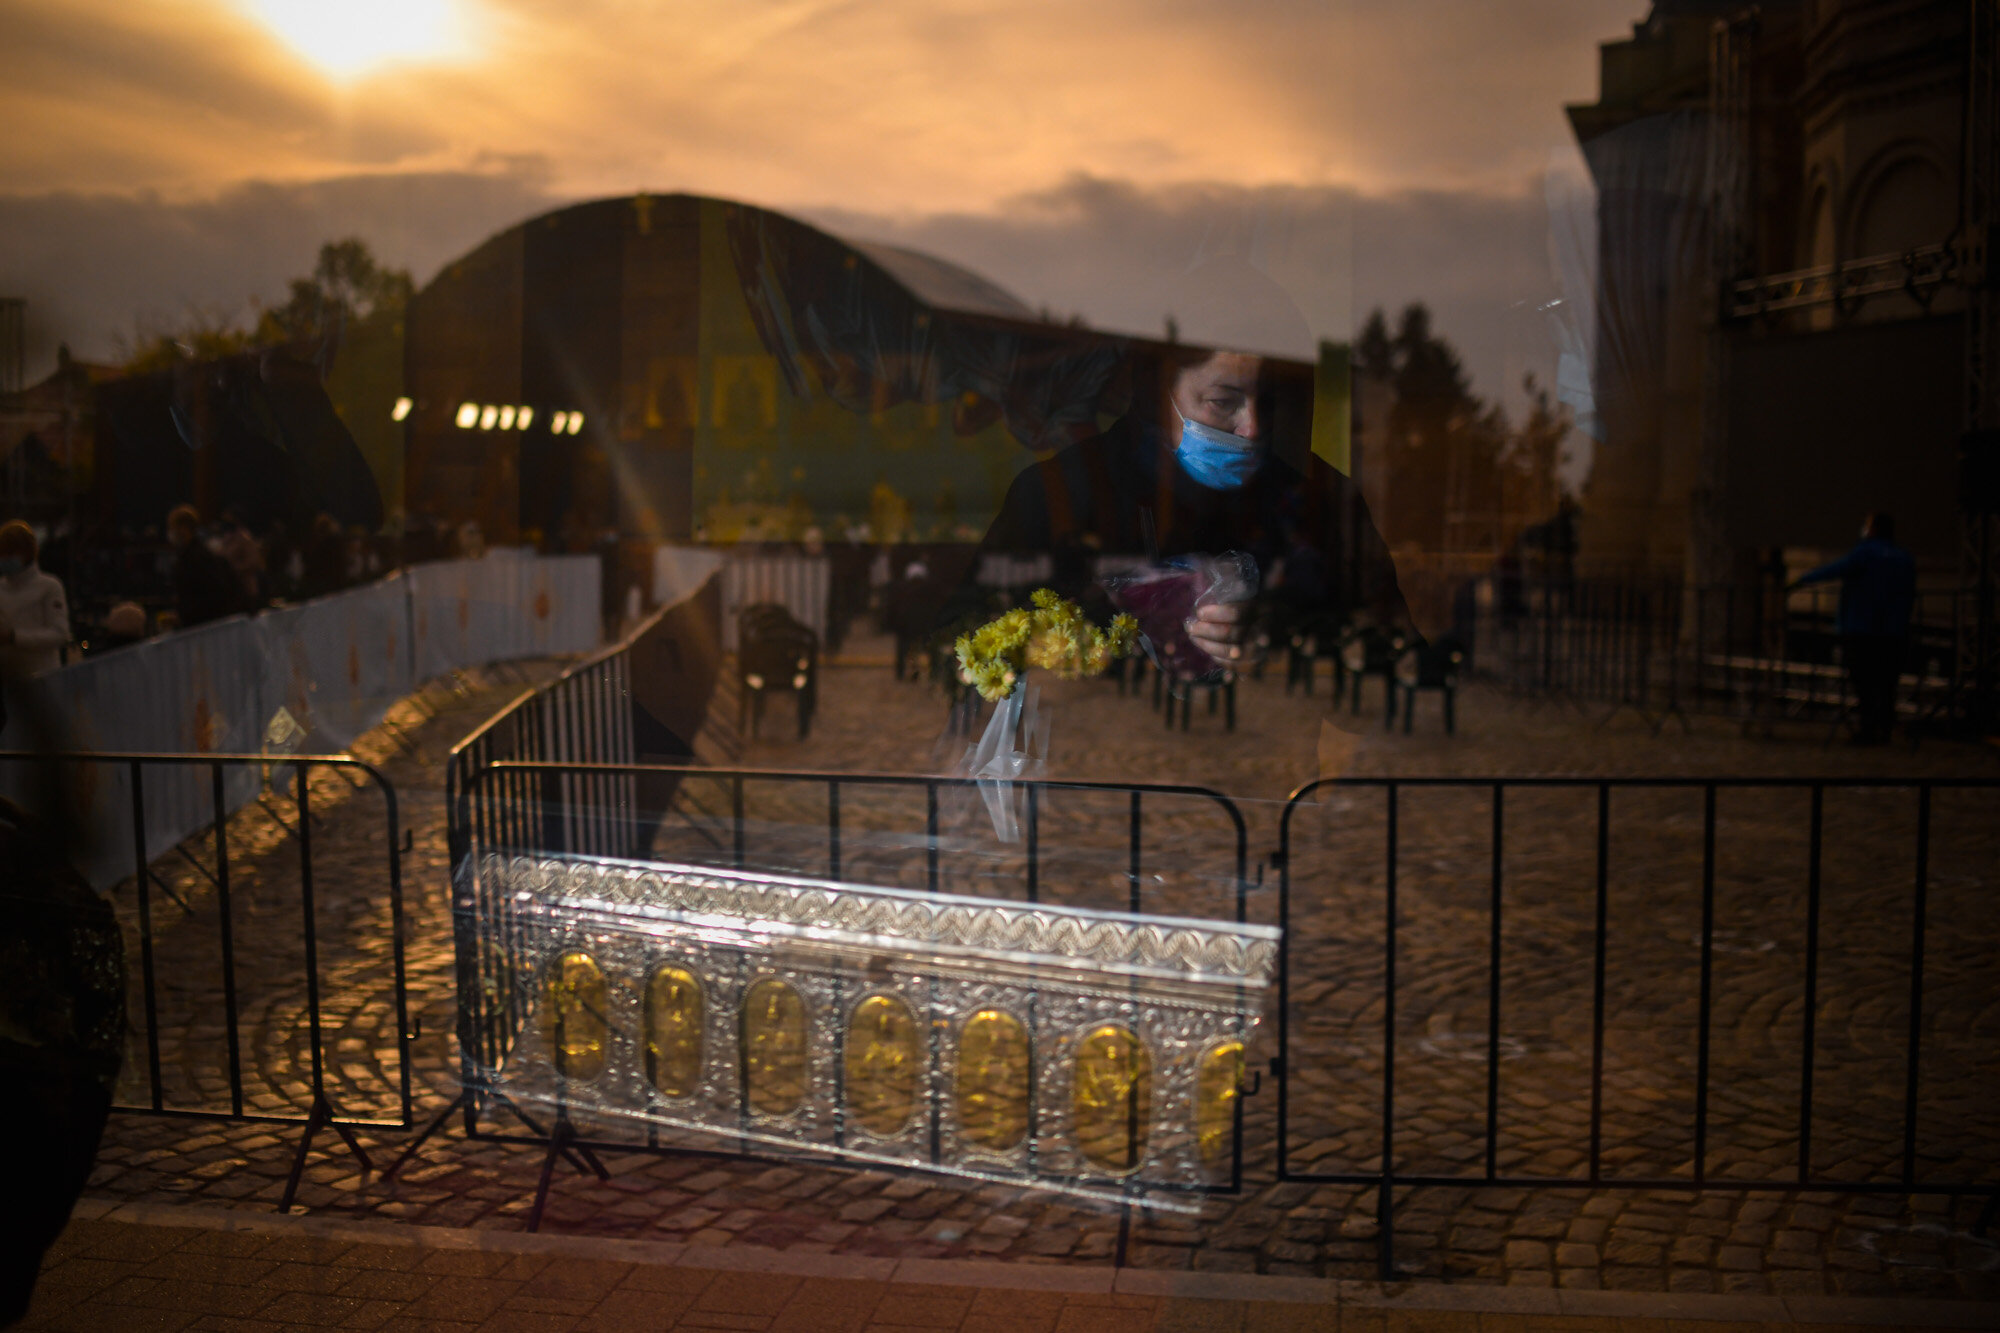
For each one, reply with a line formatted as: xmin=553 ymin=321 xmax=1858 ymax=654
xmin=1961 ymin=0 xmax=2000 ymax=731
xmin=0 ymin=298 xmax=23 ymax=395
xmin=1690 ymin=12 xmax=1757 ymax=601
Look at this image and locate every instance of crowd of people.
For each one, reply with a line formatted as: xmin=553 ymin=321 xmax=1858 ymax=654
xmin=0 ymin=508 xmax=490 ymax=675
xmin=162 ymin=505 xmax=396 ymax=628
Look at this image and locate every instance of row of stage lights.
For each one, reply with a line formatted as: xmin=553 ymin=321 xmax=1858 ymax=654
xmin=452 ymin=402 xmax=587 ymax=435
xmin=387 ymin=396 xmax=586 ymax=435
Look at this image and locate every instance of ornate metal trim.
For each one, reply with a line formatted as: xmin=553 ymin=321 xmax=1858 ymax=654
xmin=475 ymin=853 xmax=1278 ymax=1211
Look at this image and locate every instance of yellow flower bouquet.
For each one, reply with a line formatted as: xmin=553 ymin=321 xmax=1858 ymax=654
xmin=954 ymin=589 xmax=1140 ymax=702
xmin=949 ymin=590 xmax=1140 ymax=843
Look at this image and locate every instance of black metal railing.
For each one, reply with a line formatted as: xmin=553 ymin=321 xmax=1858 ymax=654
xmin=427 ymin=735 xmax=1254 ymax=1226
xmin=1274 ymin=775 xmax=2000 ymax=1278
xmin=1470 ymin=578 xmax=1963 ymax=729
xmin=446 ymin=634 xmax=639 ymax=868
xmin=0 ymin=750 xmax=412 ymax=1212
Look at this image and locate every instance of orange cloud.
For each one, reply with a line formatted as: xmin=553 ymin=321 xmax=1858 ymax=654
xmin=4 ymin=0 xmax=1638 ymax=208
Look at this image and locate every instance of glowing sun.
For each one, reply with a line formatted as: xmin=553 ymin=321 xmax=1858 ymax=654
xmin=236 ymin=1 xmax=472 ymax=80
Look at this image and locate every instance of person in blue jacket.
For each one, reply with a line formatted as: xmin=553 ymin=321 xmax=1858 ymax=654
xmin=1790 ymin=512 xmax=1917 ymax=744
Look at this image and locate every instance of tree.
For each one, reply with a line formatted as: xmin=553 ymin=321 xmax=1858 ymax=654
xmin=119 ymin=312 xmax=259 ymax=376
xmin=119 ymin=238 xmax=412 ymax=374
xmin=257 ymin=239 xmax=414 ymax=366
xmin=1354 ymin=309 xmax=1394 ymax=381
xmin=1357 ymin=303 xmax=1572 ymax=555
xmin=1504 ymin=372 xmax=1573 ymax=522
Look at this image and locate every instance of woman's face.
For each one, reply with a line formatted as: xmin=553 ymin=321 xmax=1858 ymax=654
xmin=1168 ymin=351 xmax=1264 ymax=445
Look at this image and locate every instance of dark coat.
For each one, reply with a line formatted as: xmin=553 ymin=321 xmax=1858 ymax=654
xmin=172 ymin=538 xmax=244 ymax=629
xmin=1796 ymin=537 xmax=1917 ymax=638
xmin=968 ymin=417 xmax=1413 ymax=635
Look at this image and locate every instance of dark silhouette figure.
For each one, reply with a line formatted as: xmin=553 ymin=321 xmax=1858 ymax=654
xmin=300 ymin=513 xmax=349 ymax=601
xmin=166 ymin=505 xmax=245 ymax=629
xmin=0 ymin=678 xmax=124 ymax=1324
xmin=1791 ymin=512 xmax=1917 ymax=744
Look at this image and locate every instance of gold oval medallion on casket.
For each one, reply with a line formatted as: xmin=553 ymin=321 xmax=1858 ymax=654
xmin=740 ymin=977 xmax=808 ymax=1116
xmin=643 ymin=965 xmax=704 ymax=1098
xmin=954 ymin=1009 xmax=1031 ymax=1152
xmin=844 ymin=994 xmax=920 ymax=1137
xmin=1072 ymin=1024 xmax=1151 ymax=1173
xmin=1194 ymin=1040 xmax=1245 ymax=1167
xmin=541 ymin=951 xmax=607 ymax=1081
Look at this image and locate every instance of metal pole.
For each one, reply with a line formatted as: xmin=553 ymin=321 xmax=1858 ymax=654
xmin=1588 ymin=783 xmax=1608 ymax=1183
xmin=131 ymin=761 xmax=163 ymax=1111
xmin=1902 ymin=786 xmax=1932 ymax=1184
xmin=211 ymin=764 xmax=244 ymax=1118
xmin=1693 ymin=785 xmax=1718 ymax=1187
xmin=1485 ymin=784 xmax=1503 ymax=1180
xmin=1376 ymin=782 xmax=1399 ymax=1281
xmin=1798 ymin=785 xmax=1823 ymax=1183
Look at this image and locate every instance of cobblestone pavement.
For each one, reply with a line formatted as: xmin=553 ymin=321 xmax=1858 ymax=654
xmin=23 ymin=1203 xmax=1998 ymax=1331
xmin=79 ymin=638 xmax=2000 ymax=1304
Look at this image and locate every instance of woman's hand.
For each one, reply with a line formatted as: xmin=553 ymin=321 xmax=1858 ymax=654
xmin=1186 ymin=600 xmax=1250 ymax=664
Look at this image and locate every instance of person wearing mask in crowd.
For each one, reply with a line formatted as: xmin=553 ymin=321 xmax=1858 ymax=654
xmin=300 ymin=513 xmax=347 ymax=600
xmin=402 ymin=513 xmax=439 ymax=566
xmin=166 ymin=505 xmax=243 ymax=629
xmin=1790 ymin=511 xmax=1917 ymax=745
xmin=346 ymin=524 xmax=381 ymax=584
xmin=99 ymin=601 xmax=149 ymax=652
xmin=261 ymin=518 xmax=297 ymax=601
xmin=0 ymin=521 xmax=73 ymax=676
xmin=960 ymin=257 xmax=1412 ymax=668
xmin=214 ymin=507 xmax=266 ymax=610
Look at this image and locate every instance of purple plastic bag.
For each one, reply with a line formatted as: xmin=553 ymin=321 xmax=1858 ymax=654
xmin=1101 ymin=553 xmax=1258 ymax=682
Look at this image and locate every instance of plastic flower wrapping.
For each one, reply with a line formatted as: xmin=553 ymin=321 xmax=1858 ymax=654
xmin=951 ymin=591 xmax=1139 ymax=842
xmin=1100 ymin=552 xmax=1259 ymax=684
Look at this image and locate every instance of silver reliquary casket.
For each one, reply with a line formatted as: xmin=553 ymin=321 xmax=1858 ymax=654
xmin=481 ymin=853 xmax=1279 ymax=1208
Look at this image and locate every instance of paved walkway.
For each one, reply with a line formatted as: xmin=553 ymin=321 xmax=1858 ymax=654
xmin=71 ymin=642 xmax=2000 ymax=1307
xmin=21 ymin=1203 xmax=1999 ymax=1331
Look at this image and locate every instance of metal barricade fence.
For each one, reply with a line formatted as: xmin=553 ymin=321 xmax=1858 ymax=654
xmin=432 ymin=742 xmax=1254 ymax=1228
xmin=407 ymin=599 xmax=665 ymax=1197
xmin=1273 ymin=775 xmax=2000 ymax=1279
xmin=0 ymin=750 xmax=412 ymax=1213
xmin=1470 ymin=578 xmax=1963 ymax=727
xmin=719 ymin=551 xmax=830 ymax=653
xmin=446 ymin=628 xmax=640 ymax=869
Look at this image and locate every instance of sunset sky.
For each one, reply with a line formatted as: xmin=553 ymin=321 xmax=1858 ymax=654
xmin=3 ymin=0 xmax=1640 ymax=426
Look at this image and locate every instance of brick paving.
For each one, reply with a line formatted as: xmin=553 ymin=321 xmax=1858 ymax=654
xmin=20 ymin=1203 xmax=1999 ymax=1331
xmin=74 ymin=637 xmax=2000 ymax=1306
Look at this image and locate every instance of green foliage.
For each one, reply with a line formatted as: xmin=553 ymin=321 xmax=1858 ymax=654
xmin=120 ymin=313 xmax=260 ymax=375
xmin=257 ymin=238 xmax=414 ymax=351
xmin=1359 ymin=302 xmax=1573 ymax=553
xmin=954 ymin=590 xmax=1140 ymax=701
xmin=120 ymin=238 xmax=412 ymax=373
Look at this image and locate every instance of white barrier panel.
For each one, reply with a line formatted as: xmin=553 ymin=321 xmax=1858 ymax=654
xmin=1 ymin=550 xmax=602 ymax=889
xmin=976 ymin=553 xmax=1053 ymax=588
xmin=406 ymin=558 xmax=477 ymax=682
xmin=522 ymin=554 xmax=602 ymax=661
xmin=409 ymin=550 xmax=601 ymax=678
xmin=651 ymin=545 xmax=727 ymax=611
xmin=275 ymin=578 xmax=416 ymax=749
xmin=3 ymin=614 xmax=274 ymax=887
xmin=410 ymin=548 xmax=519 ymax=681
xmin=718 ymin=552 xmax=830 ymax=652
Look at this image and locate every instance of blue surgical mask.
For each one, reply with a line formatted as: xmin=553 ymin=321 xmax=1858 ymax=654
xmin=1175 ymin=409 xmax=1262 ymax=489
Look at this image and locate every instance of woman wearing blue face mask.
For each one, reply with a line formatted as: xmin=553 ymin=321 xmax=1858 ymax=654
xmin=961 ymin=320 xmax=1413 ymax=672
xmin=0 ymin=521 xmax=72 ymax=678
xmin=1161 ymin=348 xmax=1274 ymax=661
